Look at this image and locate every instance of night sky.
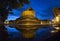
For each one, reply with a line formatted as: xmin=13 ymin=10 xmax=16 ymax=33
xmin=6 ymin=0 xmax=60 ymax=41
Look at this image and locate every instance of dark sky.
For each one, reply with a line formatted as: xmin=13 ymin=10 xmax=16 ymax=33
xmin=6 ymin=0 xmax=60 ymax=41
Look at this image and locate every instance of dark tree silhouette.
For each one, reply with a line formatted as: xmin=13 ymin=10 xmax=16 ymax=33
xmin=0 ymin=0 xmax=29 ymax=41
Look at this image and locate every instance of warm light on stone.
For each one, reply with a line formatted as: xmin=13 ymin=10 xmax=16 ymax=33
xmin=54 ymin=27 xmax=60 ymax=30
xmin=21 ymin=9 xmax=35 ymax=17
xmin=4 ymin=21 xmax=9 ymax=25
xmin=56 ymin=16 xmax=59 ymax=22
xmin=51 ymin=30 xmax=58 ymax=33
xmin=52 ymin=15 xmax=60 ymax=23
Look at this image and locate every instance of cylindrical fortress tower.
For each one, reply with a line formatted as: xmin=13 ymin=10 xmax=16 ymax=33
xmin=21 ymin=8 xmax=35 ymax=18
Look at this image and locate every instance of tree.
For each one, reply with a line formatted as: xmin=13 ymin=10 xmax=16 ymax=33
xmin=0 ymin=0 xmax=29 ymax=41
xmin=0 ymin=0 xmax=29 ymax=22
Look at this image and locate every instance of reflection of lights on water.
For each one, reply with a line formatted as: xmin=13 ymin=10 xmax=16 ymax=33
xmin=51 ymin=30 xmax=58 ymax=33
xmin=51 ymin=27 xmax=60 ymax=33
xmin=51 ymin=30 xmax=55 ymax=33
xmin=54 ymin=27 xmax=60 ymax=30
